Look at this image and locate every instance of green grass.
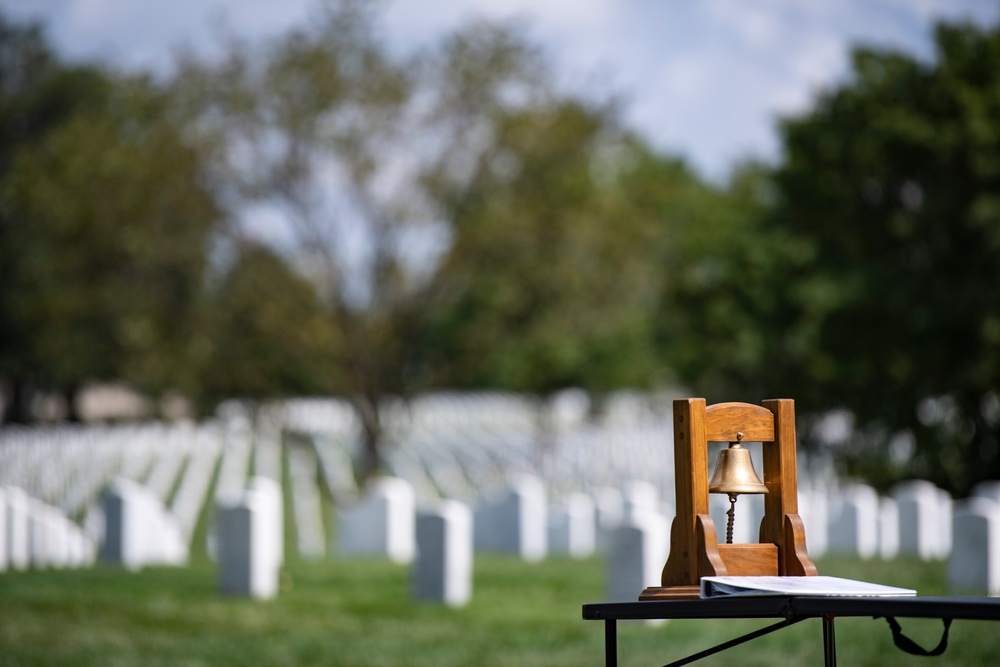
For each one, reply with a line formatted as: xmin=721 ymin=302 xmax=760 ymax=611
xmin=0 ymin=555 xmax=997 ymax=666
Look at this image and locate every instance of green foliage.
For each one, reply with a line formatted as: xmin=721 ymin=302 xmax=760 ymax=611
xmin=644 ymin=158 xmax=789 ymax=400
xmin=0 ymin=14 xmax=113 ymax=420
xmin=1 ymin=85 xmax=220 ymax=404
xmin=424 ymin=112 xmax=664 ymax=397
xmin=171 ymin=0 xmax=443 ymax=473
xmin=7 ymin=5 xmax=995 ymax=504
xmin=173 ymin=2 xmax=694 ymax=471
xmin=0 ymin=15 xmax=109 ymax=172
xmin=193 ymin=242 xmax=344 ymax=409
xmin=756 ymin=22 xmax=1000 ymax=494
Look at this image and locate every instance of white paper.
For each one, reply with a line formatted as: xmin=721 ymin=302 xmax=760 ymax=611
xmin=700 ymin=575 xmax=916 ymax=598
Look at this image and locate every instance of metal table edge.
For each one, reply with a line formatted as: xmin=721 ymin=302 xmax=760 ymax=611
xmin=582 ymin=595 xmax=1000 ymax=622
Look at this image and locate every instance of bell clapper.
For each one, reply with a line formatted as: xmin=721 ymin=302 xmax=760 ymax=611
xmin=726 ymin=493 xmax=737 ymax=544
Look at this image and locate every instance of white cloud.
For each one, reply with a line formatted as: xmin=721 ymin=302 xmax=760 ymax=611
xmin=2 ymin=0 xmax=997 ymax=180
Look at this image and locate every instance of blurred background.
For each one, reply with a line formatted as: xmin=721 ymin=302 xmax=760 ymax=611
xmin=3 ymin=3 xmax=1000 ymax=665
xmin=1 ymin=0 xmax=999 ymax=497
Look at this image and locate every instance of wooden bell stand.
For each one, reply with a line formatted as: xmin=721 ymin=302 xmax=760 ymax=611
xmin=640 ymin=398 xmax=817 ymax=600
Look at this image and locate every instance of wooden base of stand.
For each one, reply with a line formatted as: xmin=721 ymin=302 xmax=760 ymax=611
xmin=639 ymin=585 xmax=702 ymax=600
xmin=717 ymin=543 xmax=778 ymax=575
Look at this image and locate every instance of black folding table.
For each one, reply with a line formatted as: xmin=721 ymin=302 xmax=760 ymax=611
xmin=582 ymin=596 xmax=1000 ymax=667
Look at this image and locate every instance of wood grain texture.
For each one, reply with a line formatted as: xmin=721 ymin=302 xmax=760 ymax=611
xmin=717 ymin=543 xmax=779 ymax=576
xmin=783 ymin=513 xmax=818 ymax=576
xmin=695 ymin=514 xmax=727 ymax=578
xmin=638 ymin=585 xmax=701 ymax=600
xmin=759 ymin=398 xmax=797 ymax=547
xmin=662 ymin=398 xmax=709 ymax=587
xmin=704 ymin=402 xmax=776 ymax=442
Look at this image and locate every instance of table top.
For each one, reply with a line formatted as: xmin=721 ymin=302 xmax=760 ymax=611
xmin=582 ymin=596 xmax=1000 ymax=622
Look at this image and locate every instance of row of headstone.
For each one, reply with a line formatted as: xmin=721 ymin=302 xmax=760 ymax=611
xmin=599 ymin=478 xmax=1000 ymax=601
xmin=100 ymin=478 xmax=187 ymax=570
xmin=283 ymin=393 xmax=675 ymax=507
xmin=332 ymin=473 xmax=1000 ymax=604
xmin=332 ymin=475 xmax=677 ymax=608
xmin=2 ymin=486 xmax=95 ymax=571
xmin=805 ymin=480 xmax=953 ymax=561
xmin=286 ymin=444 xmax=326 ymax=559
xmin=170 ymin=425 xmax=222 ymax=543
xmin=335 ymin=475 xmax=677 ymax=567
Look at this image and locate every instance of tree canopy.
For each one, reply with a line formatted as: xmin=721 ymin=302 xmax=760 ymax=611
xmin=170 ymin=2 xmax=674 ymax=474
xmin=720 ymin=22 xmax=1000 ymax=495
xmin=3 ymin=5 xmax=999 ymax=497
xmin=0 ymin=15 xmax=221 ymax=421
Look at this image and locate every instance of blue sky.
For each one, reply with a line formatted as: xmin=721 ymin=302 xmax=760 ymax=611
xmin=2 ymin=0 xmax=997 ymax=181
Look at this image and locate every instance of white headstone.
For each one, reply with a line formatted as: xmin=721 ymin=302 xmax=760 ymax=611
xmin=547 ymin=492 xmax=596 ymax=559
xmin=101 ymin=478 xmax=187 ymax=570
xmin=43 ymin=506 xmax=70 ymax=569
xmin=606 ymin=512 xmax=669 ymax=624
xmin=798 ymin=487 xmax=829 ymax=557
xmin=338 ymin=476 xmax=416 ymax=563
xmin=413 ymin=500 xmax=473 ymax=607
xmin=972 ymin=480 xmax=1000 ymax=507
xmin=622 ymin=480 xmax=659 ymax=522
xmin=827 ymin=483 xmax=879 ymax=559
xmin=878 ymin=496 xmax=900 ymax=560
xmin=474 ymin=474 xmax=547 ymax=562
xmin=246 ymin=476 xmax=283 ymax=566
xmin=593 ymin=486 xmax=623 ymax=553
xmin=101 ymin=479 xmax=146 ymax=570
xmin=28 ymin=499 xmax=51 ymax=568
xmin=65 ymin=525 xmax=90 ymax=568
xmin=0 ymin=488 xmax=7 ymax=572
xmin=947 ymin=497 xmax=1000 ymax=595
xmin=5 ymin=487 xmax=31 ymax=570
xmin=217 ymin=489 xmax=280 ymax=599
xmin=157 ymin=512 xmax=188 ymax=566
xmin=893 ymin=480 xmax=946 ymax=560
xmin=937 ymin=487 xmax=953 ymax=558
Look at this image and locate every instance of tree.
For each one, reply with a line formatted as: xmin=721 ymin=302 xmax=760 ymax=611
xmin=422 ymin=111 xmax=664 ymax=401
xmin=1 ymin=71 xmax=221 ymax=420
xmin=0 ymin=13 xmax=112 ymax=421
xmin=195 ymin=241 xmax=344 ymax=409
xmin=173 ymin=1 xmax=672 ymax=476
xmin=759 ymin=21 xmax=1000 ymax=495
xmin=650 ymin=161 xmax=812 ymax=402
xmin=172 ymin=0 xmax=439 ymax=477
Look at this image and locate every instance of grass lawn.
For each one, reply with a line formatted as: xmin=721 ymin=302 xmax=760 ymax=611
xmin=1 ymin=554 xmax=997 ymax=666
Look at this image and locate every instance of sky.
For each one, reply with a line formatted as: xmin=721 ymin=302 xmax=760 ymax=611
xmin=2 ymin=0 xmax=998 ymax=181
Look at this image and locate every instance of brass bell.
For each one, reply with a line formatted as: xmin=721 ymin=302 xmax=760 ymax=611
xmin=708 ymin=432 xmax=767 ymax=544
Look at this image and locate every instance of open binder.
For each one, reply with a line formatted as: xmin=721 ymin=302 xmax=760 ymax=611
xmin=700 ymin=575 xmax=917 ymax=599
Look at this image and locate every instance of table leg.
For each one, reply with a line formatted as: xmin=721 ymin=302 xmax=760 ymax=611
xmin=605 ymin=619 xmax=617 ymax=667
xmin=823 ymin=616 xmax=837 ymax=667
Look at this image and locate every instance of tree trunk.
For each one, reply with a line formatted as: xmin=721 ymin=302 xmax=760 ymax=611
xmin=354 ymin=393 xmax=384 ymax=485
xmin=1 ymin=377 xmax=35 ymax=424
xmin=63 ymin=382 xmax=82 ymax=423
